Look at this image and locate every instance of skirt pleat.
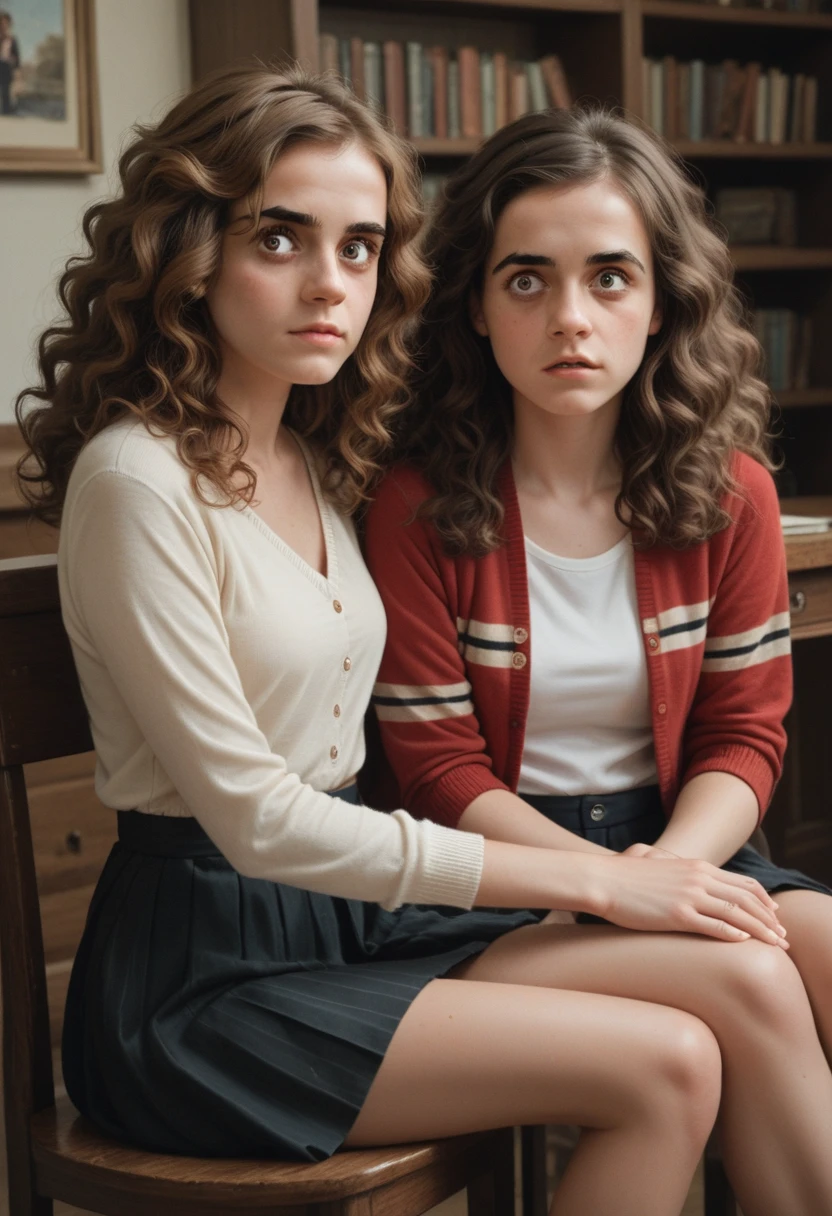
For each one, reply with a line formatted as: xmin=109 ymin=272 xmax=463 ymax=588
xmin=63 ymin=793 xmax=540 ymax=1161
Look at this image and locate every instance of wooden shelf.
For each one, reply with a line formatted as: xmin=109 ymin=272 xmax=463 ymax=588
xmin=641 ymin=0 xmax=832 ymax=28
xmin=730 ymin=246 xmax=832 ymax=271
xmin=673 ymin=140 xmax=832 ymax=158
xmin=777 ymin=389 xmax=832 ymax=409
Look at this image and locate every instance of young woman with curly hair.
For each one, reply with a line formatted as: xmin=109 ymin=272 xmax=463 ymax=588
xmin=365 ymin=106 xmax=832 ymax=1214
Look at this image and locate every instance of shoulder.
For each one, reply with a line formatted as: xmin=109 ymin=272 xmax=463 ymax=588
xmin=371 ymin=464 xmax=436 ymax=517
xmin=727 ymin=452 xmax=780 ymax=528
xmin=67 ymin=419 xmax=195 ymax=509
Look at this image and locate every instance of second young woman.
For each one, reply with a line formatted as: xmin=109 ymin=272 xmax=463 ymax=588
xmin=365 ymin=106 xmax=832 ymax=1215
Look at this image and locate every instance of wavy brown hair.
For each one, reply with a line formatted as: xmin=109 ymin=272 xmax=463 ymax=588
xmin=403 ymin=106 xmax=773 ymax=554
xmin=16 ymin=64 xmax=430 ymax=526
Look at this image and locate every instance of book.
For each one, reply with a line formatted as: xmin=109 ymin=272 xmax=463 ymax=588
xmin=803 ymin=76 xmax=818 ymax=141
xmin=736 ymin=62 xmax=761 ymax=141
xmin=690 ymin=60 xmax=705 ymax=140
xmin=430 ymin=45 xmax=449 ymax=139
xmin=482 ymin=52 xmax=497 ymax=137
xmin=422 ymin=49 xmax=435 ymax=136
xmin=363 ymin=42 xmax=383 ymax=112
xmin=650 ymin=60 xmax=664 ymax=134
xmin=780 ymin=513 xmax=832 ymax=534
xmin=319 ymin=33 xmax=339 ymax=76
xmin=715 ymin=188 xmax=797 ymax=244
xmin=754 ymin=71 xmax=769 ymax=142
xmin=448 ymin=58 xmax=461 ymax=138
xmin=383 ymin=40 xmax=407 ymax=134
xmin=493 ymin=51 xmax=509 ymax=129
xmin=509 ymin=63 xmax=529 ymax=121
xmin=526 ymin=59 xmax=547 ymax=114
xmin=406 ymin=42 xmax=423 ymax=138
xmin=350 ymin=36 xmax=366 ymax=101
xmin=338 ymin=38 xmax=351 ymax=88
xmin=458 ymin=45 xmax=481 ymax=138
xmin=539 ymin=54 xmax=572 ymax=109
xmin=664 ymin=56 xmax=678 ymax=140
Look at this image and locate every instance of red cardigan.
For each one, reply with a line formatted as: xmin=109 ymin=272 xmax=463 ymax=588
xmin=363 ymin=453 xmax=792 ymax=828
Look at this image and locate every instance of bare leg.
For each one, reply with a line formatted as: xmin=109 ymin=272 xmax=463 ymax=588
xmin=776 ymin=889 xmax=832 ymax=1063
xmin=347 ymin=977 xmax=720 ymax=1216
xmin=453 ymin=922 xmax=832 ymax=1216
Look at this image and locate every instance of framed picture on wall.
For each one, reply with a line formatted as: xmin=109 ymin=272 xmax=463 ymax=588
xmin=0 ymin=0 xmax=100 ymax=173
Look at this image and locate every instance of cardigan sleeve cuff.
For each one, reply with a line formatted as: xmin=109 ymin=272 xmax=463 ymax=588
xmin=413 ymin=822 xmax=485 ymax=909
xmin=413 ymin=763 xmax=512 ymax=828
xmin=681 ymin=746 xmax=776 ymax=822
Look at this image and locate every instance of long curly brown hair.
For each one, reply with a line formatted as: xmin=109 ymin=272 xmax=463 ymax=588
xmin=403 ymin=106 xmax=773 ymax=555
xmin=16 ymin=64 xmax=430 ymax=526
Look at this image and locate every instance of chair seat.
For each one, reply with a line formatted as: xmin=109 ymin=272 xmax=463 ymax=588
xmin=31 ymin=1098 xmax=496 ymax=1212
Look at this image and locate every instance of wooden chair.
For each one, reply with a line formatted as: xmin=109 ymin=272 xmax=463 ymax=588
xmin=0 ymin=554 xmax=515 ymax=1216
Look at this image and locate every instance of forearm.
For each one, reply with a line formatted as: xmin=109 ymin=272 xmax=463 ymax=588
xmin=653 ymin=771 xmax=759 ymax=866
xmin=458 ymin=787 xmax=612 ymax=856
xmin=475 ymin=837 xmax=604 ymax=911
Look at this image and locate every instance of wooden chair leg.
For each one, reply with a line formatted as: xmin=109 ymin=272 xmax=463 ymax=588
xmin=467 ymin=1127 xmax=516 ymax=1216
xmin=520 ymin=1125 xmax=548 ymax=1216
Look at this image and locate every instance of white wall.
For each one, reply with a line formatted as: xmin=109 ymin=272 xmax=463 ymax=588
xmin=0 ymin=0 xmax=192 ymax=423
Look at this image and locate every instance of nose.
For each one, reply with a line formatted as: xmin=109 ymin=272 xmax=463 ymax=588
xmin=301 ymin=249 xmax=347 ymax=307
xmin=547 ymin=282 xmax=592 ymax=340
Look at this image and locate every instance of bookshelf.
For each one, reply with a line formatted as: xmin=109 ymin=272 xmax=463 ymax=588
xmin=189 ymin=0 xmax=832 ymax=887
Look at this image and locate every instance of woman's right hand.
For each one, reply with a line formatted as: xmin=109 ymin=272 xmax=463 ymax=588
xmin=593 ymin=852 xmax=788 ymax=947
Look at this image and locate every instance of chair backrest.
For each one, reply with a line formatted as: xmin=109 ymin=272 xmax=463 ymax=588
xmin=0 ymin=554 xmax=93 ymax=1215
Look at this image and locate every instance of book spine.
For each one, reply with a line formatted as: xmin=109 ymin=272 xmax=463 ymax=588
xmin=458 ymin=45 xmax=482 ymax=138
xmin=690 ymin=60 xmax=705 ymax=141
xmin=664 ymin=56 xmax=678 ymax=141
xmin=789 ymin=72 xmax=805 ymax=142
xmin=338 ymin=38 xmax=351 ymax=87
xmin=539 ymin=54 xmax=572 ymax=109
xmin=803 ymin=76 xmax=818 ymax=141
xmin=383 ymin=41 xmax=407 ymax=135
xmin=650 ymin=60 xmax=664 ymax=134
xmin=432 ymin=46 xmax=449 ymax=140
xmin=678 ymin=61 xmax=691 ymax=139
xmin=526 ymin=59 xmax=548 ymax=113
xmin=363 ymin=42 xmax=383 ymax=112
xmin=422 ymin=48 xmax=435 ymax=136
xmin=754 ymin=72 xmax=769 ymax=142
xmin=509 ymin=63 xmax=529 ymax=121
xmin=406 ymin=43 xmax=423 ymax=138
xmin=350 ymin=36 xmax=366 ymax=101
xmin=319 ymin=33 xmax=339 ymax=76
xmin=481 ymin=52 xmax=496 ymax=137
xmin=493 ymin=51 xmax=508 ymax=129
xmin=448 ymin=58 xmax=461 ymax=139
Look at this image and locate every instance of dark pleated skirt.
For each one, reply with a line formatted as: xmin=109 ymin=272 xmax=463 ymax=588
xmin=62 ymin=785 xmax=540 ymax=1162
xmin=522 ymin=785 xmax=832 ymax=906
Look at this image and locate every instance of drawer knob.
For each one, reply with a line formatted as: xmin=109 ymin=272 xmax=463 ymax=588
xmin=65 ymin=830 xmax=83 ymax=854
xmin=790 ymin=590 xmax=807 ymax=615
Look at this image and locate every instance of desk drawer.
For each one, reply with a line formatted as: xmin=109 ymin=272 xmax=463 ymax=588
xmin=788 ymin=569 xmax=832 ymax=641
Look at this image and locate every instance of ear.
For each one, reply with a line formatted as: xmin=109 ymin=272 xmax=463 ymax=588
xmin=469 ymin=290 xmax=489 ymax=337
xmin=648 ymin=305 xmax=662 ymax=336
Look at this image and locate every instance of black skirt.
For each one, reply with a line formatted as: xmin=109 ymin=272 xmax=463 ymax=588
xmin=522 ymin=785 xmax=832 ymax=901
xmin=61 ymin=786 xmax=540 ymax=1162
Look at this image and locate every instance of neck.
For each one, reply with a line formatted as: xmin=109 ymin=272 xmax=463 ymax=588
xmin=216 ymin=351 xmax=293 ymax=463
xmin=511 ymin=393 xmax=622 ymax=503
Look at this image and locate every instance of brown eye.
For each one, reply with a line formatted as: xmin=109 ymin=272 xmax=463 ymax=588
xmin=260 ymin=229 xmax=294 ymax=255
xmin=341 ymin=240 xmax=372 ymax=265
xmin=597 ymin=270 xmax=628 ymax=291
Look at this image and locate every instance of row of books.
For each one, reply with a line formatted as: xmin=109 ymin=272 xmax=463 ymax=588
xmin=643 ymin=57 xmax=819 ymax=143
xmin=712 ymin=0 xmax=831 ymax=10
xmin=754 ymin=309 xmax=812 ymax=391
xmin=714 ymin=188 xmax=797 ymax=245
xmin=319 ymin=35 xmax=572 ymax=140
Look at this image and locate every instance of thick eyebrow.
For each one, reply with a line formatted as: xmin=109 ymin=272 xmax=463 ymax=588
xmin=491 ymin=248 xmax=646 ymax=276
xmin=259 ymin=204 xmax=386 ymax=240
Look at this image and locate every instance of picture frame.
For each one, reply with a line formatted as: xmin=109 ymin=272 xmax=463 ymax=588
xmin=0 ymin=0 xmax=101 ymax=174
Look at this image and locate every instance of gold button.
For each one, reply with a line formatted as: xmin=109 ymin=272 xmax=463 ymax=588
xmin=333 ymin=600 xmax=343 ymax=614
xmin=512 ymin=652 xmax=527 ymax=669
xmin=647 ymin=635 xmax=659 ymax=651
xmin=330 ymin=745 xmax=339 ymax=760
xmin=657 ymin=702 xmax=667 ymax=716
xmin=343 ymin=657 xmax=351 ymax=671
xmin=513 ymin=626 xmax=528 ymax=645
xmin=333 ymin=704 xmax=341 ymax=718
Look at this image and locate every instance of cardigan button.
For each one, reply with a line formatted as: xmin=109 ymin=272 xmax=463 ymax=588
xmin=330 ymin=745 xmax=339 ymax=760
xmin=657 ymin=702 xmax=667 ymax=715
xmin=511 ymin=652 xmax=527 ymax=669
xmin=343 ymin=657 xmax=351 ymax=671
xmin=647 ymin=635 xmax=659 ymax=651
xmin=513 ymin=626 xmax=529 ymax=645
xmin=333 ymin=599 xmax=343 ymax=613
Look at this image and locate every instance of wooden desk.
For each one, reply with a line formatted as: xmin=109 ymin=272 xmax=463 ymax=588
xmin=769 ymin=498 xmax=832 ymax=884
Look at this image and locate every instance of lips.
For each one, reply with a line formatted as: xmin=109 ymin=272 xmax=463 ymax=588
xmin=545 ymin=357 xmax=599 ymax=370
xmin=291 ymin=324 xmax=344 ymax=337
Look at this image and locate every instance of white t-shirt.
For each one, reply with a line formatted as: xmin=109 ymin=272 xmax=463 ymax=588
xmin=57 ymin=419 xmax=484 ymax=911
xmin=518 ymin=533 xmax=657 ymax=796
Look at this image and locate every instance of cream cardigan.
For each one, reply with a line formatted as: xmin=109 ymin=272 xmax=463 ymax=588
xmin=58 ymin=420 xmax=483 ymax=911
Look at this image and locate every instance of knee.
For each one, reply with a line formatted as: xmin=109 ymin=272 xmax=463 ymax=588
xmin=650 ymin=1014 xmax=722 ymax=1142
xmin=722 ymin=939 xmax=809 ymax=1031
